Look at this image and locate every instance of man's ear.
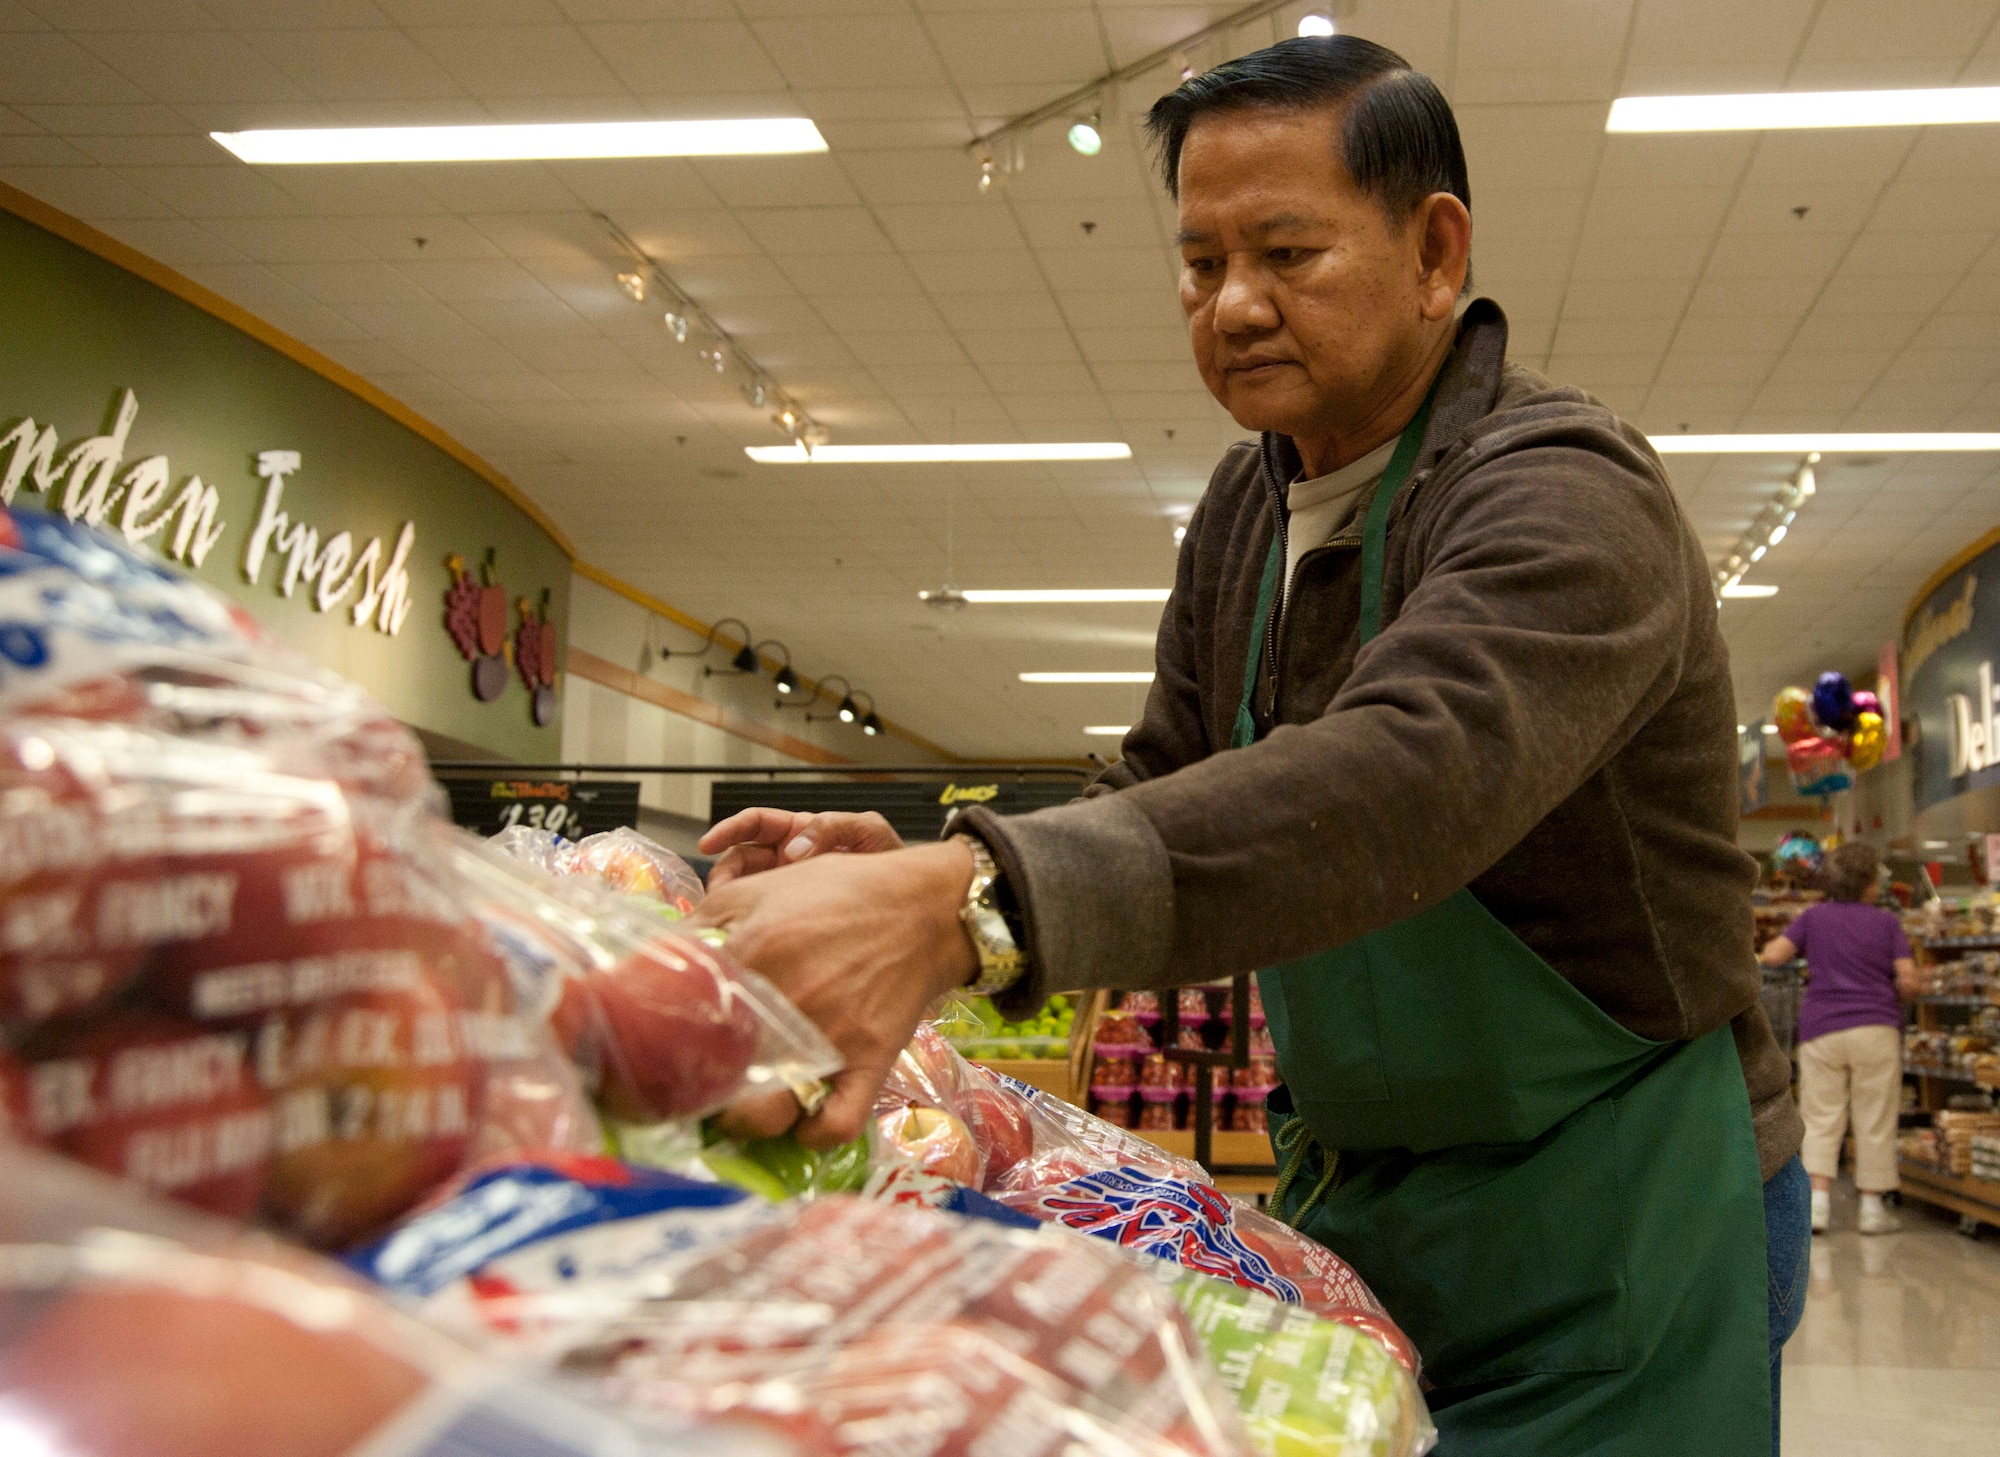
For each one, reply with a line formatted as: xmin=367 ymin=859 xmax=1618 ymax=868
xmin=1413 ymin=192 xmax=1471 ymax=320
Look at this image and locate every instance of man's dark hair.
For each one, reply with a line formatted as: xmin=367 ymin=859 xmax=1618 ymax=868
xmin=1145 ymin=35 xmax=1469 ymax=219
xmin=1821 ymin=842 xmax=1882 ymax=903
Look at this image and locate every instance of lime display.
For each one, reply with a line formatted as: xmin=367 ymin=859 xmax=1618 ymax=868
xmin=945 ymin=994 xmax=1075 ymax=1062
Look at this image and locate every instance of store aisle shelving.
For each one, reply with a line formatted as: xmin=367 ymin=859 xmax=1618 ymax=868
xmin=1782 ymin=1182 xmax=2000 ymax=1455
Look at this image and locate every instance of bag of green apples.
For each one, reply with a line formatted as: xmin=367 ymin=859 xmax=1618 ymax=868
xmin=1171 ymin=1273 xmax=1435 ymax=1457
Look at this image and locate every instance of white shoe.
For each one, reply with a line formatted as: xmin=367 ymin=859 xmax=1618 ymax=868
xmin=1858 ymin=1202 xmax=1901 ymax=1236
xmin=1810 ymin=1190 xmax=1830 ymax=1234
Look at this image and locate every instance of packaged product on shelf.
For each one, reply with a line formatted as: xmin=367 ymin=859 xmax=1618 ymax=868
xmin=1178 ymin=987 xmax=1212 ymax=1026
xmin=1095 ymin=1007 xmax=1151 ymax=1054
xmin=1970 ymin=1132 xmax=2000 ymax=1183
xmin=1091 ymin=1089 xmax=1137 ymax=1127
xmin=1932 ymin=1110 xmax=2000 ymax=1175
xmin=0 ymin=507 xmax=836 ymax=1248
xmin=1230 ymin=1102 xmax=1269 ymax=1135
xmin=357 ymin=1155 xmax=1251 ymax=1457
xmin=1125 ymin=989 xmax=1162 ymax=1028
xmin=1138 ymin=1088 xmax=1177 ymax=1131
xmin=1141 ymin=1051 xmax=1184 ymax=1089
xmin=1172 ymin=1272 xmax=1435 ymax=1457
xmin=1094 ymin=1054 xmax=1139 ymax=1087
xmin=0 ymin=1141 xmax=771 ymax=1457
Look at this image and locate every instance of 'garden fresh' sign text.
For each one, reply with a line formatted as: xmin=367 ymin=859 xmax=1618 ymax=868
xmin=1 ymin=389 xmax=415 ymax=635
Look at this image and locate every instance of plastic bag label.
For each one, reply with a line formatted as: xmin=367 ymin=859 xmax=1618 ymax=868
xmin=0 ymin=511 xmax=251 ymax=707
xmin=349 ymin=1157 xmax=757 ymax=1298
xmin=1031 ymin=1168 xmax=1304 ymax=1303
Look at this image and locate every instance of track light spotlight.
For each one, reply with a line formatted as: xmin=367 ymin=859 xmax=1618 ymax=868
xmin=664 ymin=311 xmax=689 ymax=342
xmin=862 ymin=712 xmax=883 ymax=736
xmin=1067 ymin=114 xmax=1103 ymax=156
xmin=617 ymin=270 xmax=647 ymax=301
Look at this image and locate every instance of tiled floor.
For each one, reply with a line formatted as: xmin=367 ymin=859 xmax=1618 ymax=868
xmin=1781 ymin=1181 xmax=2000 ymax=1455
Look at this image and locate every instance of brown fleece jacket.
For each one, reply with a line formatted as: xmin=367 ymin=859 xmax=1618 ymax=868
xmin=958 ymin=299 xmax=1804 ymax=1180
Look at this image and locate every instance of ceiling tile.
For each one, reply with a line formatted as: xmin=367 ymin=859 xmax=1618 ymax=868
xmin=411 ymin=23 xmax=625 ymax=96
xmin=576 ymin=19 xmax=784 ymax=91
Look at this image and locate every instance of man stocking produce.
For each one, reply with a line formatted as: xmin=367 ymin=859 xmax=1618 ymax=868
xmin=696 ymin=35 xmax=1807 ymax=1457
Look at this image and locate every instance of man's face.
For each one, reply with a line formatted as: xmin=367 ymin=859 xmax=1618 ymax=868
xmin=1175 ymin=105 xmax=1435 ymax=444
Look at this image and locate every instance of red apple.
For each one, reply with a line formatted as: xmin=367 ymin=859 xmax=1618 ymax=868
xmin=5 ymin=1014 xmax=273 ymax=1221
xmin=0 ymin=1282 xmax=426 ymax=1457
xmin=876 ymin=1105 xmax=981 ymax=1186
xmin=549 ymin=936 xmax=761 ymax=1122
xmin=960 ymin=1084 xmax=1035 ymax=1188
xmin=259 ymin=976 xmax=484 ymax=1249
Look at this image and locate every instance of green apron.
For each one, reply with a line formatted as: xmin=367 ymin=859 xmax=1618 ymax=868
xmin=1238 ymin=408 xmax=1770 ymax=1455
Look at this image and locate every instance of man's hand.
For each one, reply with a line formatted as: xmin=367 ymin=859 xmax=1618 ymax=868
xmin=699 ymin=808 xmax=905 ymax=888
xmin=692 ymin=838 xmax=977 ymax=1147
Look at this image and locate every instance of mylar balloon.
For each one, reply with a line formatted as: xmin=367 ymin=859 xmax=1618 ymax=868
xmin=1851 ymin=689 xmax=1881 ymax=719
xmin=1812 ymin=671 xmax=1857 ymax=733
xmin=1772 ymin=831 xmax=1824 ymax=877
xmin=1787 ymin=734 xmax=1854 ymax=797
xmin=1773 ymin=686 xmax=1816 ymax=743
xmin=1849 ymin=711 xmax=1886 ymax=773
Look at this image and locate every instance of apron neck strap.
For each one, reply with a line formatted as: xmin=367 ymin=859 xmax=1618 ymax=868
xmin=1231 ymin=375 xmax=1442 ymax=750
xmin=1357 ymin=386 xmax=1438 ymax=646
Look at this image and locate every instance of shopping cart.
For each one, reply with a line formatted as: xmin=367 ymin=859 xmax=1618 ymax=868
xmin=1761 ymin=961 xmax=1806 ymax=1057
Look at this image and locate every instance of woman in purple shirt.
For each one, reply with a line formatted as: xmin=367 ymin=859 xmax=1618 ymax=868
xmin=1760 ymin=842 xmax=1918 ymax=1235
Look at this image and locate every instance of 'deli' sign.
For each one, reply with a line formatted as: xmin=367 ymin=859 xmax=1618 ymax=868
xmin=0 ymin=194 xmax=571 ymax=761
xmin=1902 ymin=546 xmax=2000 ymax=812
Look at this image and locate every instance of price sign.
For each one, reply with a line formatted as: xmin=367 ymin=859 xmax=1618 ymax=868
xmin=443 ymin=777 xmax=641 ymax=840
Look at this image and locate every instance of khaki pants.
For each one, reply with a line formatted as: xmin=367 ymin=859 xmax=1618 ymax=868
xmin=1798 ymin=1023 xmax=1902 ymax=1192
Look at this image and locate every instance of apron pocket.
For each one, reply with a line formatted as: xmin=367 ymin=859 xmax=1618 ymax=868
xmin=1260 ymin=957 xmax=1390 ymax=1106
xmin=1329 ymin=1099 xmax=1631 ymax=1388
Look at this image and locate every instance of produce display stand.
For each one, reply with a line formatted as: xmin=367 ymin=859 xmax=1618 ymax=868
xmin=1901 ymin=933 xmax=2000 ymax=1234
xmin=1898 ymin=1162 xmax=2000 ymax=1230
xmin=1157 ymin=975 xmax=1279 ymax=1195
xmin=967 ymin=992 xmax=1103 ymax=1105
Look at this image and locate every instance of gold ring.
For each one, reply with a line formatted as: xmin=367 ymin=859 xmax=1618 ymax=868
xmin=790 ymin=1078 xmax=831 ymax=1116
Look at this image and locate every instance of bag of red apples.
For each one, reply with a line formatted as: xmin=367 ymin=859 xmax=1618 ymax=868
xmin=872 ymin=1027 xmax=1434 ymax=1455
xmin=0 ymin=1138 xmax=798 ymax=1457
xmin=349 ymin=1152 xmax=1251 ymax=1457
xmin=0 ymin=506 xmax=836 ymax=1251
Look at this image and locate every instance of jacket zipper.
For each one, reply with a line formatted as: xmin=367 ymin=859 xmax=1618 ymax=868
xmin=1262 ymin=472 xmax=1288 ymax=720
xmin=1259 ymin=464 xmax=1424 ymax=724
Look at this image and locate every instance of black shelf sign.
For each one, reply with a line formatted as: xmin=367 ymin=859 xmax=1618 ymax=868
xmin=444 ymin=776 xmax=641 ymax=840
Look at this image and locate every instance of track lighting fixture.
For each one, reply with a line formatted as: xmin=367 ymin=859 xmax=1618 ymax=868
xmin=617 ymin=271 xmax=647 ymax=302
xmin=1067 ymin=114 xmax=1103 ymax=156
xmin=664 ymin=311 xmax=688 ymax=343
xmin=754 ymin=640 xmax=798 ymax=694
xmin=862 ymin=712 xmax=884 ymax=737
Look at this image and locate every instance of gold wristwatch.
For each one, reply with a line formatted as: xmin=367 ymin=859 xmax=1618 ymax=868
xmin=952 ymin=833 xmax=1027 ymax=997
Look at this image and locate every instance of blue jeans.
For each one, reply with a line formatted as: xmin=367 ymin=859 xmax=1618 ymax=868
xmin=1764 ymin=1155 xmax=1811 ymax=1454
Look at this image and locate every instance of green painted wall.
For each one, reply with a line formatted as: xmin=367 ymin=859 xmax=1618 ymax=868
xmin=0 ymin=204 xmax=568 ymax=761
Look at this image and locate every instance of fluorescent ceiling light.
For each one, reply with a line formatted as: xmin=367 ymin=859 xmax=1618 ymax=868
xmin=1019 ymin=672 xmax=1156 ymax=683
xmin=1083 ymin=726 xmax=1131 ymax=736
xmin=960 ymin=589 xmax=1171 ymax=604
xmin=747 ymin=442 xmax=1131 ymax=464
xmin=1649 ymin=432 xmax=2000 ymax=454
xmin=211 ymin=118 xmax=827 ymax=164
xmin=1720 ymin=583 xmax=1779 ymax=599
xmin=1608 ymin=86 xmax=2000 ymax=134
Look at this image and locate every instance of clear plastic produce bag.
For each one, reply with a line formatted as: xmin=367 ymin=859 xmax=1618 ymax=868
xmin=356 ymin=1155 xmax=1249 ymax=1457
xmin=0 ymin=1140 xmax=794 ymax=1457
xmin=489 ymin=825 xmax=705 ymax=918
xmin=0 ymin=507 xmax=835 ymax=1248
xmin=876 ymin=1029 xmax=1422 ymax=1368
